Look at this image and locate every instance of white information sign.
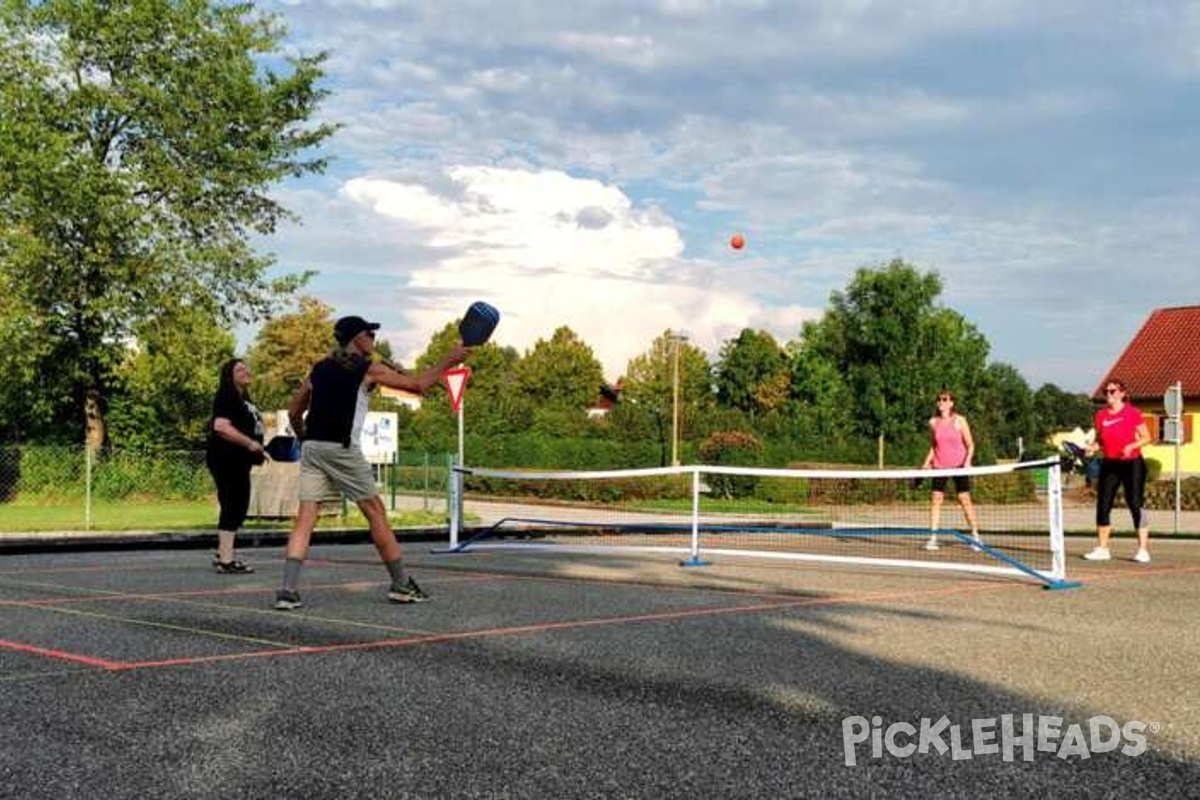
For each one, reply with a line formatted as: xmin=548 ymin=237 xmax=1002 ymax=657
xmin=1164 ymin=384 xmax=1182 ymax=419
xmin=274 ymin=410 xmax=398 ymax=463
xmin=361 ymin=411 xmax=399 ymax=464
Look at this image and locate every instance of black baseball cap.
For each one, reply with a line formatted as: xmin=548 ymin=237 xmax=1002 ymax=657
xmin=333 ymin=315 xmax=381 ymax=346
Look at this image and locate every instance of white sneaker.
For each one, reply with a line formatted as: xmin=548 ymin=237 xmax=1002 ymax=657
xmin=1133 ymin=548 xmax=1151 ymax=564
xmin=970 ymin=534 xmax=983 ymax=552
xmin=924 ymin=536 xmax=940 ymax=551
xmin=1082 ymin=547 xmax=1111 ymax=561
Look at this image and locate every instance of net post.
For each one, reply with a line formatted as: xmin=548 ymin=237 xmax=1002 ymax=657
xmin=448 ymin=459 xmax=461 ymax=549
xmin=1044 ymin=460 xmax=1082 ymax=589
xmin=1048 ymin=460 xmax=1064 ymax=580
xmin=680 ymin=467 xmax=710 ymax=567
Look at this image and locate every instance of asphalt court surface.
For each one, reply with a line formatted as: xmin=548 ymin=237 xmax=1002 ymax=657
xmin=2 ymin=537 xmax=1199 ymax=799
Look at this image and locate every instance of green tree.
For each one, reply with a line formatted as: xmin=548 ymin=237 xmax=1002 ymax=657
xmin=620 ymin=331 xmax=712 ymax=465
xmin=413 ymin=321 xmax=469 ymax=372
xmin=458 ymin=344 xmax=524 ymax=434
xmin=514 ymin=326 xmax=605 ymax=435
xmin=0 ymin=276 xmax=56 ymax=440
xmin=107 ymin=305 xmax=236 ymax=449
xmin=246 ymin=296 xmax=336 ymax=411
xmin=784 ymin=337 xmax=858 ymax=457
xmin=973 ymin=363 xmax=1037 ymax=461
xmin=1033 ymin=384 xmax=1096 ymax=439
xmin=714 ymin=329 xmax=790 ymax=420
xmin=798 ymin=259 xmax=990 ymax=464
xmin=0 ymin=0 xmax=334 ymax=446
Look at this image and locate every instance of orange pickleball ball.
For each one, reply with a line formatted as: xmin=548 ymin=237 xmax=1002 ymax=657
xmin=730 ymin=233 xmax=745 ymax=250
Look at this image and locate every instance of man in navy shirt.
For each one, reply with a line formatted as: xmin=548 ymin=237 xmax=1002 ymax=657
xmin=275 ymin=316 xmax=469 ymax=610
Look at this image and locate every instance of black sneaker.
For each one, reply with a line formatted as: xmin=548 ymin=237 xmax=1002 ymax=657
xmin=215 ymin=560 xmax=255 ymax=574
xmin=387 ymin=577 xmax=430 ymax=604
xmin=274 ymin=589 xmax=303 ymax=610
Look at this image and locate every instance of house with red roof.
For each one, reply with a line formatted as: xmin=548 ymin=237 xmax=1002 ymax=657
xmin=587 ymin=381 xmax=622 ymax=419
xmin=1093 ymin=305 xmax=1200 ymax=474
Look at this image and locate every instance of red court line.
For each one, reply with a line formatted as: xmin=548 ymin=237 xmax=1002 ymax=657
xmin=10 ymin=563 xmax=1195 ymax=674
xmin=0 ymin=638 xmax=126 ymax=670
xmin=0 ymin=575 xmax=483 ymax=668
xmin=115 ymin=578 xmax=1029 ymax=671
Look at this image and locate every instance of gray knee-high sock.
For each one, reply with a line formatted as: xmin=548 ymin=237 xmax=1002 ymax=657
xmin=384 ymin=558 xmax=406 ymax=587
xmin=282 ymin=558 xmax=304 ymax=592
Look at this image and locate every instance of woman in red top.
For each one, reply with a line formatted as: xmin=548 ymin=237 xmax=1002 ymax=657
xmin=920 ymin=391 xmax=981 ymax=551
xmin=1084 ymin=379 xmax=1152 ymax=563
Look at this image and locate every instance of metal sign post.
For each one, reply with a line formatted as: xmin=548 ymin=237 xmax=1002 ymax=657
xmin=442 ymin=367 xmax=472 ymax=546
xmin=1164 ymin=382 xmax=1183 ymax=535
xmin=443 ymin=366 xmax=471 ymax=463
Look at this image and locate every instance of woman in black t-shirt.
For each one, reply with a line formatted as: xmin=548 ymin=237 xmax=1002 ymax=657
xmin=205 ymin=358 xmax=267 ymax=574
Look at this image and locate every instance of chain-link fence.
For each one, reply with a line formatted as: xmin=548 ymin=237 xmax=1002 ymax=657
xmin=0 ymin=445 xmax=453 ymax=534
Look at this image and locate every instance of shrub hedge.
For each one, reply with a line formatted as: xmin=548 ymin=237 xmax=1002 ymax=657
xmin=1144 ymin=477 xmax=1200 ymax=511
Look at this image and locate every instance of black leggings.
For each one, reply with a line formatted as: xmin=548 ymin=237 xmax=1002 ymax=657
xmin=1096 ymin=457 xmax=1147 ymax=529
xmin=207 ymin=458 xmax=252 ymax=532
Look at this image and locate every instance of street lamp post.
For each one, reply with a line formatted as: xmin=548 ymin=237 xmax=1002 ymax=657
xmin=670 ymin=332 xmax=688 ymax=466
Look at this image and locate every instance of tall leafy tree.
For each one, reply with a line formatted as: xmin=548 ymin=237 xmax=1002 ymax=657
xmin=513 ymin=326 xmax=605 ymax=435
xmin=798 ymin=259 xmax=990 ymax=463
xmin=972 ymin=362 xmax=1037 ymax=461
xmin=714 ymin=329 xmax=790 ymax=420
xmin=1033 ymin=383 xmax=1096 ymax=438
xmin=620 ymin=331 xmax=712 ymax=465
xmin=453 ymin=342 xmax=523 ymax=435
xmin=107 ymin=304 xmax=236 ymax=449
xmin=784 ymin=336 xmax=859 ymax=455
xmin=0 ymin=0 xmax=334 ymax=446
xmin=0 ymin=275 xmax=56 ymax=440
xmin=246 ymin=296 xmax=337 ymax=411
xmin=409 ymin=324 xmax=600 ymax=443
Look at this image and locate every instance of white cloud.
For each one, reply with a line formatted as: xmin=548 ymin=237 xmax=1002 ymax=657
xmin=553 ymin=32 xmax=659 ymax=69
xmin=334 ymin=166 xmax=816 ymax=376
xmin=468 ymin=68 xmax=532 ymax=92
xmin=256 ymin=0 xmax=1200 ymax=393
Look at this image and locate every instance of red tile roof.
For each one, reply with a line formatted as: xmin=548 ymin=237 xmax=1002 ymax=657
xmin=1093 ymin=306 xmax=1200 ymax=401
xmin=589 ymin=395 xmax=617 ymax=413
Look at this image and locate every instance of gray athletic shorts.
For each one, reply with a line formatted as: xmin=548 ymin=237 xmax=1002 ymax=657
xmin=298 ymin=440 xmax=378 ymax=502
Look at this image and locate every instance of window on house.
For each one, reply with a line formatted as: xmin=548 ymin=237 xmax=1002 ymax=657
xmin=1154 ymin=414 xmax=1193 ymax=444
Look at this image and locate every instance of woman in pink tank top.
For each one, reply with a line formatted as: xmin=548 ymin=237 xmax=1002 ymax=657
xmin=920 ymin=391 xmax=980 ymax=551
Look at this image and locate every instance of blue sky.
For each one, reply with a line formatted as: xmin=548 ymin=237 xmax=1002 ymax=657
xmin=255 ymin=0 xmax=1200 ymax=392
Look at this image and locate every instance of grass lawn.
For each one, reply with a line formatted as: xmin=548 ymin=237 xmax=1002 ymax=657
xmin=0 ymin=496 xmax=449 ymax=533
